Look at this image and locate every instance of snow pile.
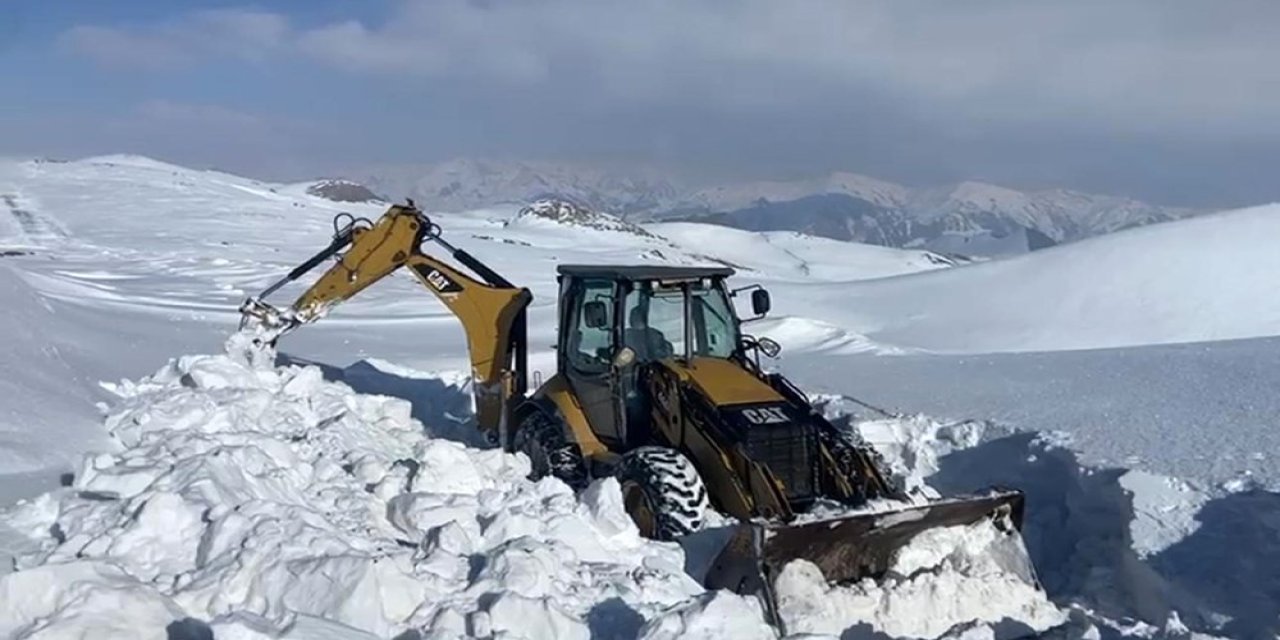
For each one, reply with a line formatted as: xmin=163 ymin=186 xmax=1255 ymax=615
xmin=0 ymin=348 xmax=708 ymax=638
xmin=0 ymin=347 xmax=1086 ymax=639
xmin=637 ymin=592 xmax=777 ymax=640
xmin=775 ymin=520 xmax=1065 ymax=638
xmin=813 ymin=394 xmax=986 ymax=494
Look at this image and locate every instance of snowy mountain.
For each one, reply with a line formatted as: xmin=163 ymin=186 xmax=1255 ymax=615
xmin=664 ymin=178 xmax=1194 ymax=256
xmin=505 ymin=198 xmax=659 ymax=239
xmin=303 ymin=178 xmax=385 ymax=204
xmin=349 ymin=158 xmax=683 ymax=217
xmin=343 ymin=159 xmax=1197 ymax=257
xmin=0 ymin=155 xmax=1276 ymax=639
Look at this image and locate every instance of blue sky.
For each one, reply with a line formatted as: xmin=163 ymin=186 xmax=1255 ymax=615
xmin=2 ymin=1 xmax=1278 ymax=206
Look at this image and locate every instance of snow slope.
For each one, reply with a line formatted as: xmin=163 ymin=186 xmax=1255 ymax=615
xmin=646 ymin=222 xmax=962 ymax=281
xmin=788 ymin=204 xmax=1280 ymax=354
xmin=0 ymin=266 xmax=112 ymax=474
xmin=0 ymin=156 xmax=1277 ymax=638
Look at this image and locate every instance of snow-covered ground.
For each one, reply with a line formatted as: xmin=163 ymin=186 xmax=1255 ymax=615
xmin=0 ymin=156 xmax=1277 ymax=638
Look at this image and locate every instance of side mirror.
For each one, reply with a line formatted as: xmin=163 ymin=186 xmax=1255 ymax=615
xmin=757 ymin=336 xmax=781 ymax=358
xmin=583 ymin=300 xmax=608 ymax=329
xmin=612 ymin=346 xmax=637 ymax=369
xmin=751 ymin=289 xmax=771 ymax=316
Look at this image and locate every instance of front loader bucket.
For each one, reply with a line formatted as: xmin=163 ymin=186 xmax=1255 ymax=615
xmin=703 ymin=489 xmax=1036 ymax=631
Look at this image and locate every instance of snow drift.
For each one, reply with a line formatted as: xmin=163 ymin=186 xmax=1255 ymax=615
xmin=799 ymin=203 xmax=1280 ymax=354
xmin=0 ymin=343 xmax=1071 ymax=639
xmin=0 ymin=265 xmax=111 ymax=474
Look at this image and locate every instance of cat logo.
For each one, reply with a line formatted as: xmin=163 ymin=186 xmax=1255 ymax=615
xmin=426 ymin=270 xmax=450 ymax=290
xmin=741 ymin=406 xmax=788 ymax=425
xmin=412 ymin=264 xmax=464 ymax=294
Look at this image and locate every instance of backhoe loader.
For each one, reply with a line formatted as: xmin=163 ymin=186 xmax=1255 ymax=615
xmin=238 ymin=201 xmax=1039 ymax=631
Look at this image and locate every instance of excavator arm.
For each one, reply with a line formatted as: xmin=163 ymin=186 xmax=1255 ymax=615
xmin=239 ymin=202 xmax=532 ymax=442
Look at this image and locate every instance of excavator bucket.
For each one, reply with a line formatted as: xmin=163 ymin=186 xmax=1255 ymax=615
xmin=702 ymin=489 xmax=1037 ymax=631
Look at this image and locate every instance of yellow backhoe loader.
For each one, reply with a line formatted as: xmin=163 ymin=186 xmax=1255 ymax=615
xmin=238 ymin=202 xmax=1039 ymax=630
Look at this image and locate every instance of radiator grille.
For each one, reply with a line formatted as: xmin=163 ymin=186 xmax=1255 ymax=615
xmin=745 ymin=422 xmax=816 ymax=502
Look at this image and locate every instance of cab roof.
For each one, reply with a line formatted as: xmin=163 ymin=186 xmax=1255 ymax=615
xmin=556 ymin=264 xmax=735 ymax=282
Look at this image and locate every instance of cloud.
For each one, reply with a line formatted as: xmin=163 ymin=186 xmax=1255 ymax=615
xmin=58 ymin=1 xmax=1280 ymax=139
xmin=46 ymin=2 xmax=1280 ymax=205
xmin=134 ymin=100 xmax=266 ymax=128
xmin=0 ymin=100 xmax=323 ymax=181
xmin=59 ymin=9 xmax=289 ymax=69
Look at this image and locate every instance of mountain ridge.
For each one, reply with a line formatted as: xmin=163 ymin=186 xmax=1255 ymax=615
xmin=338 ymin=158 xmax=1201 ymax=256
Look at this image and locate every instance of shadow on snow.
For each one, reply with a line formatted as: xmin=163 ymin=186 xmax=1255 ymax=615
xmin=276 ymin=353 xmax=487 ymax=448
xmin=931 ymin=429 xmax=1279 ymax=639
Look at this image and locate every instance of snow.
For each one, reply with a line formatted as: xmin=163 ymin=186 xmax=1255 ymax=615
xmin=0 ymin=265 xmax=114 ymax=474
xmin=636 ymin=592 xmax=777 ymax=640
xmin=794 ymin=203 xmax=1280 ymax=354
xmin=681 ymin=172 xmax=909 ymax=212
xmin=774 ymin=522 xmax=1065 ymax=639
xmin=0 ymin=348 xmax=1072 ymax=639
xmin=647 ymin=222 xmax=957 ymax=281
xmin=0 ymin=155 xmax=1277 ymax=638
xmin=0 ymin=350 xmax=709 ymax=638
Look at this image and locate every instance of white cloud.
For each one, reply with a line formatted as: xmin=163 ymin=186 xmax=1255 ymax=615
xmin=134 ymin=100 xmax=266 ymax=129
xmin=59 ymin=9 xmax=290 ymax=69
xmin=58 ymin=2 xmax=1280 ymax=137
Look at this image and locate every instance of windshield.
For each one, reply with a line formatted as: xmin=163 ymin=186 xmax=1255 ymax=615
xmin=623 ymin=279 xmax=738 ymax=361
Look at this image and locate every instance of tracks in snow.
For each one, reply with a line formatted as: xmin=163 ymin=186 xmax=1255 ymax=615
xmin=2 ymin=193 xmax=67 ymax=246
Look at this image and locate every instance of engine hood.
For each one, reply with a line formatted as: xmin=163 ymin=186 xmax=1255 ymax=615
xmin=659 ymin=356 xmax=784 ymax=407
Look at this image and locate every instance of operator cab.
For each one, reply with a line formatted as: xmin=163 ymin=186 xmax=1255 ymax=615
xmin=554 ymin=264 xmax=771 ymax=448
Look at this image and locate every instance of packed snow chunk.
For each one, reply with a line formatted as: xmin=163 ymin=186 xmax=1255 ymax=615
xmin=177 ymin=352 xmax=277 ymax=390
xmin=409 ymin=439 xmax=522 ymax=495
xmin=103 ymin=491 xmax=206 ymax=582
xmin=775 ymin=519 xmax=1066 ymax=638
xmin=815 ymin=397 xmax=986 ymax=495
xmin=209 ymin=611 xmax=386 ymax=640
xmin=578 ymin=476 xmax=644 ymax=541
xmin=1119 ymin=470 xmax=1209 ymax=558
xmin=258 ymin=553 xmax=431 ymax=636
xmin=387 ymin=491 xmax=483 ymax=544
xmin=484 ymin=592 xmax=591 ymax=640
xmin=637 ymin=591 xmax=778 ymax=640
xmin=0 ymin=561 xmax=189 ymax=639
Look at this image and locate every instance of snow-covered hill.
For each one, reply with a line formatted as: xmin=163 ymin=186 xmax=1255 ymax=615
xmin=797 ymin=203 xmax=1280 ymax=354
xmin=0 ymin=155 xmax=1277 ymax=639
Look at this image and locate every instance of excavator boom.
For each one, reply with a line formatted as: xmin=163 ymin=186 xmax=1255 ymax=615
xmin=239 ymin=203 xmax=531 ymax=440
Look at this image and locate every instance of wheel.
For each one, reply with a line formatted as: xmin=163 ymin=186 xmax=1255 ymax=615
xmin=616 ymin=446 xmax=710 ymax=541
xmin=513 ymin=411 xmax=589 ymax=491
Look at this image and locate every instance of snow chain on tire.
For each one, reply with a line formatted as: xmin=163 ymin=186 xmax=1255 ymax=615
xmin=513 ymin=411 xmax=589 ymax=491
xmin=617 ymin=446 xmax=711 ymax=541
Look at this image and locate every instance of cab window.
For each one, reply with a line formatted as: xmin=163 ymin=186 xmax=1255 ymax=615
xmin=568 ymin=279 xmax=616 ymax=372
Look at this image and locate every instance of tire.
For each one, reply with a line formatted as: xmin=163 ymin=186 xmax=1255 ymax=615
xmin=617 ymin=447 xmax=710 ymax=541
xmin=513 ymin=411 xmax=589 ymax=491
